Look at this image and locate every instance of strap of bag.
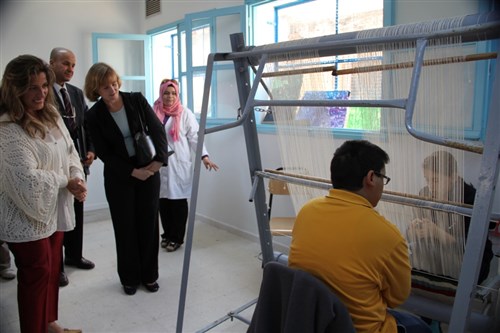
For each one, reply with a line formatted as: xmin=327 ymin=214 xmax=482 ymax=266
xmin=133 ymin=92 xmax=148 ymax=133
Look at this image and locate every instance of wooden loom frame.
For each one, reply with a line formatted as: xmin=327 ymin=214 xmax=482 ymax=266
xmin=175 ymin=12 xmax=500 ymax=333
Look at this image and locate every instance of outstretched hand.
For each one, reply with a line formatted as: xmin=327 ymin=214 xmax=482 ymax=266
xmin=407 ymin=218 xmax=433 ymax=239
xmin=407 ymin=217 xmax=455 ymax=245
xmin=202 ymin=156 xmax=219 ymax=171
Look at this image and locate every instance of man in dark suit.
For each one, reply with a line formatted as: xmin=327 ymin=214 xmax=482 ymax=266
xmin=50 ymin=47 xmax=96 ymax=287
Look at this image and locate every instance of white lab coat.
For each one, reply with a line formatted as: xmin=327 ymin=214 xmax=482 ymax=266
xmin=159 ymin=106 xmax=208 ymax=199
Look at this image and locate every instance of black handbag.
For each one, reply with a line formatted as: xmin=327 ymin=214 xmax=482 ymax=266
xmin=134 ymin=107 xmax=156 ymax=167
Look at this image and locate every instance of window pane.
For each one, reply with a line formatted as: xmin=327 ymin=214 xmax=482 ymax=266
xmin=277 ymin=1 xmax=336 ymax=41
xmin=173 ymin=34 xmax=180 ymax=79
xmin=192 ymin=24 xmax=211 ymax=67
xmin=215 ymin=14 xmax=241 ymax=51
xmin=192 ymin=71 xmax=208 ymax=117
xmin=181 ymin=31 xmax=187 ymax=72
xmin=97 ymin=39 xmax=145 ymax=76
xmin=120 ymin=80 xmax=146 ymax=96
xmin=180 ymin=75 xmax=188 ymax=106
xmin=337 ymin=0 xmax=383 ymax=33
xmin=215 ymin=69 xmax=240 ymax=118
xmin=152 ymin=29 xmax=177 ymax=101
xmin=252 ymin=0 xmax=383 ymax=130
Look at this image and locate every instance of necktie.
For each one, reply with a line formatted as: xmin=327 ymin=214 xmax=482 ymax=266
xmin=60 ymin=87 xmax=76 ymax=131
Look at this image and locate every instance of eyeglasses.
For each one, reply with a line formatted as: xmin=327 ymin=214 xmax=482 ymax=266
xmin=374 ymin=171 xmax=391 ymax=185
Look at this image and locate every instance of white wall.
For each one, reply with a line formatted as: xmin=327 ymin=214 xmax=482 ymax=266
xmin=1 ymin=0 xmax=497 ymax=239
xmin=141 ymin=0 xmax=242 ymax=31
xmin=0 ymin=0 xmax=243 ymax=211
xmin=1 ymin=0 xmax=145 ymax=210
xmin=0 ymin=1 xmax=143 ymax=85
xmin=196 ymin=129 xmax=287 ymax=239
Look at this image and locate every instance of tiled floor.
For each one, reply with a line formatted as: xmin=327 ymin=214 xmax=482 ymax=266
xmin=0 ymin=209 xmax=263 ymax=333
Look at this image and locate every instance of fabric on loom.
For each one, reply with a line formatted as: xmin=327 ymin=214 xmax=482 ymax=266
xmin=411 ymin=269 xmax=458 ymax=297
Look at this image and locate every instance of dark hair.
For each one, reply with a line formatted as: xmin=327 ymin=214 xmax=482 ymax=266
xmin=330 ymin=140 xmax=389 ymax=190
xmin=0 ymin=54 xmax=58 ymax=138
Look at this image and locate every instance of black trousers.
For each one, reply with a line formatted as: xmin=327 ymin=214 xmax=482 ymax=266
xmin=60 ymin=198 xmax=85 ymax=274
xmin=105 ymin=172 xmax=160 ymax=286
xmin=159 ymin=198 xmax=188 ymax=244
xmin=64 ymin=199 xmax=84 ymax=259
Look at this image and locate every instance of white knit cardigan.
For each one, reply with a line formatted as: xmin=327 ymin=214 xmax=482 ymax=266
xmin=0 ymin=113 xmax=84 ymax=243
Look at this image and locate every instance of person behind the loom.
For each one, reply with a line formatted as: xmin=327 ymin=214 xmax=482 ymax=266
xmin=288 ymin=140 xmax=432 ymax=333
xmin=152 ymin=79 xmax=218 ymax=253
xmin=407 ymin=150 xmax=494 ymax=332
xmin=407 ymin=150 xmax=493 ymax=282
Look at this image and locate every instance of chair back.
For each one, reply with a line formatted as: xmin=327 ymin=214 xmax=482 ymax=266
xmin=269 ymin=178 xmax=290 ymax=195
xmin=247 ymin=262 xmax=355 ymax=333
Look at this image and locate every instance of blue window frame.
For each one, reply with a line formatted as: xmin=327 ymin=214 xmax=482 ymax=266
xmin=91 ymin=33 xmax=152 ymax=101
xmin=149 ymin=20 xmax=183 ymax=104
xmin=148 ymin=5 xmax=245 ymax=124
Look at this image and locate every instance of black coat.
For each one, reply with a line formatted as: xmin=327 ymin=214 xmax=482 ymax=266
xmin=54 ymin=84 xmax=95 ymax=175
xmin=85 ymin=91 xmax=169 ymax=181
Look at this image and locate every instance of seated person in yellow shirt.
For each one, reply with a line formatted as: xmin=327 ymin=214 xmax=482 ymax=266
xmin=289 ymin=140 xmax=431 ymax=333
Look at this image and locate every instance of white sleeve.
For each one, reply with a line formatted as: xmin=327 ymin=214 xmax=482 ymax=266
xmin=0 ymin=128 xmax=60 ymax=224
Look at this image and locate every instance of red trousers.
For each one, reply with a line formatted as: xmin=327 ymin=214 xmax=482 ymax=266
xmin=8 ymin=231 xmax=63 ymax=333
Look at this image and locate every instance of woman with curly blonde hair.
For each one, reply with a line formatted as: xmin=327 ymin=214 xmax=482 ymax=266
xmin=0 ymin=55 xmax=86 ymax=333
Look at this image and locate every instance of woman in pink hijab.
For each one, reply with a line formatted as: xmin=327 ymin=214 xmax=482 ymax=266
xmin=153 ymin=79 xmax=219 ymax=252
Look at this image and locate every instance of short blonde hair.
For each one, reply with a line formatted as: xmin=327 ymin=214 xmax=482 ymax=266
xmin=84 ymin=62 xmax=122 ymax=102
xmin=423 ymin=150 xmax=458 ymax=176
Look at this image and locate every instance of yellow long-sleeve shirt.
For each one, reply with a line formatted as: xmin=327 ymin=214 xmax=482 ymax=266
xmin=289 ymin=189 xmax=411 ymax=333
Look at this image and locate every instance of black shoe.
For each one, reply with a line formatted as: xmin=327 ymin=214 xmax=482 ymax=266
xmin=59 ymin=272 xmax=69 ymax=287
xmin=123 ymin=285 xmax=137 ymax=295
xmin=65 ymin=257 xmax=95 ymax=270
xmin=166 ymin=242 xmax=181 ymax=252
xmin=161 ymin=239 xmax=168 ymax=248
xmin=0 ymin=268 xmax=16 ymax=280
xmin=143 ymin=281 xmax=159 ymax=293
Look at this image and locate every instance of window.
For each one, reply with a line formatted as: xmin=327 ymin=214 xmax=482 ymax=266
xmin=249 ymin=0 xmax=384 ymax=131
xmin=151 ymin=27 xmax=180 ymax=103
xmin=149 ymin=6 xmax=245 ymax=120
xmin=143 ymin=0 xmax=494 ymax=140
xmin=91 ymin=33 xmax=152 ymax=100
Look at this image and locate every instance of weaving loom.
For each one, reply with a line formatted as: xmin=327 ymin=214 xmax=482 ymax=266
xmin=176 ymin=11 xmax=500 ymax=333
